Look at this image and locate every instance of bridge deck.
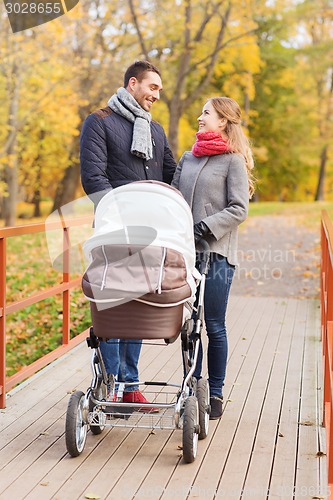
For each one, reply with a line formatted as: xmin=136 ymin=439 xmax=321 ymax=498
xmin=0 ymin=295 xmax=328 ymax=499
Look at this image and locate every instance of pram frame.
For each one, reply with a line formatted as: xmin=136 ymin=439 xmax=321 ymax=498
xmin=65 ymin=234 xmax=211 ymax=462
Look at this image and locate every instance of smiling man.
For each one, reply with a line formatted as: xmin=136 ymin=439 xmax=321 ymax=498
xmin=81 ymin=60 xmax=175 ymax=202
xmin=127 ymin=67 xmax=162 ymax=111
xmin=80 ymin=60 xmax=176 ymax=409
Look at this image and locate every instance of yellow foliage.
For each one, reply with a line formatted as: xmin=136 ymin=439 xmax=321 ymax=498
xmin=151 ymin=100 xmax=169 ymax=132
xmin=0 ymin=0 xmax=331 ymax=208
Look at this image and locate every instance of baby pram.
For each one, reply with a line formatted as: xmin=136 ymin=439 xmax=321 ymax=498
xmin=65 ymin=181 xmax=210 ymax=463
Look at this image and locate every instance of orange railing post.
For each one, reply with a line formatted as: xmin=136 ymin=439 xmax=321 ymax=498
xmin=0 ymin=236 xmax=6 ymax=409
xmin=321 ymin=210 xmax=333 ymax=494
xmin=0 ymin=215 xmax=92 ymax=408
xmin=62 ymin=227 xmax=71 ymax=345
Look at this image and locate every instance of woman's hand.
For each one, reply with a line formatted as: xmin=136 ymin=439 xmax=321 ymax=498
xmin=193 ymin=221 xmax=210 ymax=242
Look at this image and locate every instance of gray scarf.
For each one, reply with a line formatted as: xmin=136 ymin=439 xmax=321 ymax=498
xmin=108 ymin=87 xmax=153 ymax=161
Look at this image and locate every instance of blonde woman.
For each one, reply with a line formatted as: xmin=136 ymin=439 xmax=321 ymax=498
xmin=172 ymin=97 xmax=255 ymax=419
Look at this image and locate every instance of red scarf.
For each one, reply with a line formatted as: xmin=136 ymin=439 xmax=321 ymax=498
xmin=192 ymin=131 xmax=231 ymax=157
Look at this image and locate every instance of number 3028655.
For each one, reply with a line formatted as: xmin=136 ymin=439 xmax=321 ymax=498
xmin=5 ymin=3 xmax=62 ymax=14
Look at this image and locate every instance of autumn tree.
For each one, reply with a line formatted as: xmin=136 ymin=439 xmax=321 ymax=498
xmin=51 ymin=0 xmax=139 ymax=210
xmin=19 ymin=85 xmax=80 ymax=217
xmin=248 ymin=13 xmax=298 ymax=199
xmin=0 ymin=0 xmax=134 ymax=223
xmin=127 ymin=0 xmax=261 ymax=157
xmin=0 ymin=16 xmax=24 ymax=226
xmin=294 ymin=0 xmax=333 ymax=200
xmin=241 ymin=1 xmax=321 ymax=200
xmin=1 ymin=0 xmax=332 ymax=222
xmin=0 ymin=9 xmax=81 ymax=225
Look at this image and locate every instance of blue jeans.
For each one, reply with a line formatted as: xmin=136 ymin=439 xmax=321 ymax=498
xmin=99 ymin=339 xmax=142 ymax=392
xmin=193 ymin=253 xmax=235 ymax=398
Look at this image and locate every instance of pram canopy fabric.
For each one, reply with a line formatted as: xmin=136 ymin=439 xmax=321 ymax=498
xmin=82 ymin=181 xmax=198 ymax=310
xmin=83 ymin=181 xmax=195 ymax=269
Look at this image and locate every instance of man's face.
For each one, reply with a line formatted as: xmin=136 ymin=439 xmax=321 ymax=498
xmin=127 ymin=71 xmax=163 ymax=111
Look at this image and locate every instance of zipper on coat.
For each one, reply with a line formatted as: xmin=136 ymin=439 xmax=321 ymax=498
xmin=100 ymin=245 xmax=108 ymax=290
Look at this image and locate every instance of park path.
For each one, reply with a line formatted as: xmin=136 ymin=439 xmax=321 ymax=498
xmin=231 ymin=215 xmax=320 ymax=299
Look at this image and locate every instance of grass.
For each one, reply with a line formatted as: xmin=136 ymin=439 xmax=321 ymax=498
xmin=5 ymin=230 xmax=92 ymax=377
xmin=248 ymin=200 xmax=333 ymax=229
xmin=2 ymin=200 xmax=333 ymax=377
xmin=6 ymin=291 xmax=90 ymax=377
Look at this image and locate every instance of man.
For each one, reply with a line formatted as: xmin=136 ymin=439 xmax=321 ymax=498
xmin=80 ymin=60 xmax=176 ymax=406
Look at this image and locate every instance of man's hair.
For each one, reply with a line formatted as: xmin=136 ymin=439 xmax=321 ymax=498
xmin=124 ymin=60 xmax=161 ymax=87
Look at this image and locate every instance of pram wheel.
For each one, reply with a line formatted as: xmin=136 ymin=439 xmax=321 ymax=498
xmin=196 ymin=379 xmax=210 ymax=440
xmin=65 ymin=390 xmax=88 ymax=457
xmin=182 ymin=396 xmax=199 ymax=463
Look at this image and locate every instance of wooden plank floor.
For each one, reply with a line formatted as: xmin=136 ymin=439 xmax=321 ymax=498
xmin=0 ymin=296 xmax=328 ymax=500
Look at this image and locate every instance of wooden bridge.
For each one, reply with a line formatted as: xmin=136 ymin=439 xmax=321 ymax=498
xmin=0 ymin=294 xmax=328 ymax=499
xmin=0 ymin=212 xmax=332 ymax=499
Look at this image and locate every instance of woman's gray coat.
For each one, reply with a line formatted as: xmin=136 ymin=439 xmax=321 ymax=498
xmin=171 ymin=151 xmax=249 ymax=266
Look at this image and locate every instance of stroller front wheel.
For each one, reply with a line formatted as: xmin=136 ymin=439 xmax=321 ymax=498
xmin=182 ymin=396 xmax=199 ymax=463
xmin=65 ymin=390 xmax=88 ymax=457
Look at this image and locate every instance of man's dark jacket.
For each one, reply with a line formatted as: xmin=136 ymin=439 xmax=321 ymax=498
xmin=80 ymin=107 xmax=176 ymax=204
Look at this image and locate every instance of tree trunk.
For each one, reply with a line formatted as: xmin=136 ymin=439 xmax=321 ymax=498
xmin=314 ymin=144 xmax=328 ymax=201
xmin=2 ymin=60 xmax=20 ymax=227
xmin=51 ymin=92 xmax=101 ymax=213
xmin=51 ymin=161 xmax=80 ymax=212
xmin=32 ymin=131 xmax=45 ymax=218
xmin=32 ymin=171 xmax=41 ymax=217
xmin=51 ymin=133 xmax=81 ymax=212
xmin=167 ymin=101 xmax=183 ymax=160
xmin=2 ymin=154 xmax=18 ymax=227
xmin=2 ymin=134 xmax=19 ymax=227
xmin=33 ymin=189 xmax=41 ymax=218
xmin=243 ymin=84 xmax=250 ymax=129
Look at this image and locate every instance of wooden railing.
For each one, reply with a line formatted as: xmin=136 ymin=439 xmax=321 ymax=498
xmin=321 ymin=210 xmax=333 ymax=492
xmin=0 ymin=216 xmax=93 ymax=408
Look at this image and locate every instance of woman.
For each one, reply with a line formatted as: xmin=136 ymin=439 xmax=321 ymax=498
xmin=172 ymin=96 xmax=255 ymax=419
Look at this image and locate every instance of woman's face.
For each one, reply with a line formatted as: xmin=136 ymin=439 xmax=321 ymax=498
xmin=197 ymin=101 xmax=225 ymax=134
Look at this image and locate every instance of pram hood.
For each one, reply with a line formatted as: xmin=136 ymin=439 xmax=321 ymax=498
xmin=82 ymin=181 xmax=198 ymax=310
xmin=83 ymin=181 xmax=195 ymax=270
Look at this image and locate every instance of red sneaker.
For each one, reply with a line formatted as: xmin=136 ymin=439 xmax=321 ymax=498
xmin=123 ymin=390 xmax=159 ymax=413
xmin=101 ymin=392 xmax=118 ymax=417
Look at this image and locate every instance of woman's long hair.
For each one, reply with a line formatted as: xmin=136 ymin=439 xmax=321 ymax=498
xmin=209 ymin=97 xmax=255 ymax=198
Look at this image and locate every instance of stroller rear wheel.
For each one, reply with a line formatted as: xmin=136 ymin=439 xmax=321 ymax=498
xmin=182 ymin=396 xmax=199 ymax=463
xmin=196 ymin=379 xmax=210 ymax=440
xmin=66 ymin=390 xmax=88 ymax=457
